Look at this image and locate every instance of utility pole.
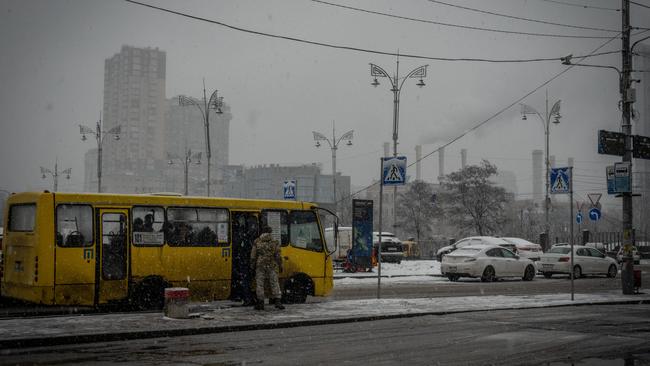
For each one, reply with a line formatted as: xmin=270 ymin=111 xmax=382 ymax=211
xmin=620 ymin=0 xmax=635 ymax=295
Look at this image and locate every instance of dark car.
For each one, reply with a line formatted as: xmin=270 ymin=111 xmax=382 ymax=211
xmin=374 ymin=241 xmax=404 ymax=264
xmin=638 ymin=246 xmax=650 ymax=260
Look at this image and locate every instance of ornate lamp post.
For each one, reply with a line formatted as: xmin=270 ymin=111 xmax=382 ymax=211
xmin=178 ymin=84 xmax=224 ymax=197
xmin=167 ymin=149 xmax=202 ymax=195
xmin=40 ymin=159 xmax=71 ymax=192
xmin=521 ymin=92 xmax=562 ymax=249
xmin=313 ymin=122 xmax=353 ymax=212
xmin=80 ymin=116 xmax=121 ymax=193
xmin=370 ymin=59 xmax=428 ymax=229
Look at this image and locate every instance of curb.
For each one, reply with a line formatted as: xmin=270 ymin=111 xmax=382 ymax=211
xmin=2 ymin=298 xmax=648 ymax=349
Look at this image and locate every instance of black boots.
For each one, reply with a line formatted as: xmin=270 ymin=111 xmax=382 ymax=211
xmin=254 ymin=297 xmax=264 ymax=310
xmin=254 ymin=298 xmax=284 ymax=310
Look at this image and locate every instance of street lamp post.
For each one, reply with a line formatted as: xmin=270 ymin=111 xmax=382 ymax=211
xmin=80 ymin=115 xmax=121 ymax=193
xmin=167 ymin=149 xmax=202 ymax=195
xmin=370 ymin=59 xmax=428 ymax=229
xmin=313 ymin=122 xmax=353 ymax=212
xmin=521 ymin=92 xmax=562 ymax=250
xmin=40 ymin=159 xmax=71 ymax=192
xmin=178 ymin=83 xmax=224 ymax=197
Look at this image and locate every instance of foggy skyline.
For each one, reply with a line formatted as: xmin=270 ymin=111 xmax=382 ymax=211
xmin=1 ymin=0 xmax=648 ymax=209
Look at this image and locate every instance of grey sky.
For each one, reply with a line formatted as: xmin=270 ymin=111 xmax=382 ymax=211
xmin=0 ymin=0 xmax=647 ymax=208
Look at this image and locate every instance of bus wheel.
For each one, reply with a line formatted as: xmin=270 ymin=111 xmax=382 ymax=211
xmin=282 ymin=276 xmax=310 ymax=304
xmin=131 ymin=277 xmax=170 ymax=310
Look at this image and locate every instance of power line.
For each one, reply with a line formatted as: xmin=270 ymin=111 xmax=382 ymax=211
xmin=424 ymin=0 xmax=620 ymax=32
xmin=124 ymin=0 xmax=620 ymax=64
xmin=311 ymin=0 xmax=613 ymax=39
xmin=537 ymin=0 xmax=620 ymax=12
xmin=631 ymin=1 xmax=650 ymax=9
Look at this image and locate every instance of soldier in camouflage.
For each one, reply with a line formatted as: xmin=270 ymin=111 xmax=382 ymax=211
xmin=250 ymin=225 xmax=285 ymax=310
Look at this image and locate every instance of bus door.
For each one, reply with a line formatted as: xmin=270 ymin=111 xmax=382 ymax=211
xmin=230 ymin=212 xmax=259 ymax=300
xmin=96 ymin=209 xmax=129 ymax=304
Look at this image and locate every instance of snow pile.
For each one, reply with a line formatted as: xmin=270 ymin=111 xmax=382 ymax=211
xmin=334 ymin=259 xmax=441 ymax=278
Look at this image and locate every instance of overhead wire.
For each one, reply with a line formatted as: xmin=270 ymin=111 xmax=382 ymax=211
xmin=537 ymin=0 xmax=620 ymax=12
xmin=124 ymin=0 xmax=619 ymax=63
xmin=631 ymin=1 xmax=650 ymax=10
xmin=310 ymin=0 xmax=613 ymax=39
xmin=423 ymin=0 xmax=620 ymax=32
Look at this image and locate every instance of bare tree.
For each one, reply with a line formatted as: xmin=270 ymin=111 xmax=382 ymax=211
xmin=395 ymin=180 xmax=439 ymax=243
xmin=439 ymin=160 xmax=509 ymax=236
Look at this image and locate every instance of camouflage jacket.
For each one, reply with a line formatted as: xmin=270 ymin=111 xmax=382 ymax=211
xmin=251 ymin=233 xmax=282 ymax=271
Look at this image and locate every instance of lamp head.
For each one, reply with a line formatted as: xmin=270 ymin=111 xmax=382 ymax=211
xmin=114 ymin=135 xmax=120 ymax=141
xmin=553 ymin=114 xmax=561 ymax=124
xmin=416 ymin=78 xmax=425 ymax=88
xmin=81 ymin=134 xmax=87 ymax=141
xmin=41 ymin=174 xmax=46 ymax=179
xmin=371 ymin=78 xmax=379 ymax=87
xmin=346 ymin=140 xmax=352 ymax=146
xmin=315 ymin=141 xmax=321 ymax=148
xmin=521 ymin=115 xmax=527 ymax=121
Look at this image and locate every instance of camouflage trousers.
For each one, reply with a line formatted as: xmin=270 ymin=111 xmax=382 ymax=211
xmin=255 ymin=266 xmax=281 ymax=300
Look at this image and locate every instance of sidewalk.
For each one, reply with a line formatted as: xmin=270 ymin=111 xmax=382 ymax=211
xmin=1 ymin=291 xmax=648 ymax=349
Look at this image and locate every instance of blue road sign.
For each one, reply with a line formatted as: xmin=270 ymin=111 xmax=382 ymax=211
xmin=589 ymin=207 xmax=601 ymax=222
xmin=382 ymin=156 xmax=407 ymax=186
xmin=550 ymin=167 xmax=571 ymax=194
xmin=283 ymin=179 xmax=296 ymax=200
xmin=576 ymin=212 xmax=583 ymax=224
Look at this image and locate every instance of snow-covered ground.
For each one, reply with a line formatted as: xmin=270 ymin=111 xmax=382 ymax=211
xmin=334 ymin=260 xmax=446 ymax=285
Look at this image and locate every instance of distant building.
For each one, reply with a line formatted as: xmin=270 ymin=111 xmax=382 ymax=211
xmin=94 ymin=45 xmax=168 ymax=193
xmin=83 ymin=45 xmax=232 ymax=195
xmin=163 ymin=97 xmax=231 ymax=196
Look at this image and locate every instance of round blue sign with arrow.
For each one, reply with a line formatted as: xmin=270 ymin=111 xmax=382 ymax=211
xmin=589 ymin=207 xmax=601 ymax=221
xmin=576 ymin=212 xmax=583 ymax=224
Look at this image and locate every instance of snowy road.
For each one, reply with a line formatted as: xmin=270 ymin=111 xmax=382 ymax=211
xmin=2 ymin=304 xmax=648 ymax=365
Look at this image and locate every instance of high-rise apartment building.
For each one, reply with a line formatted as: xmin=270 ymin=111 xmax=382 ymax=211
xmin=93 ymin=45 xmax=167 ymax=193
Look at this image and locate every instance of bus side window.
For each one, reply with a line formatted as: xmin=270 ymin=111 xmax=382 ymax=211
xmin=56 ymin=204 xmax=93 ymax=247
xmin=132 ymin=206 xmax=165 ymax=246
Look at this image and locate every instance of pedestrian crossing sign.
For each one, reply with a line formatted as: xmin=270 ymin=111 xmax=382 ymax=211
xmin=550 ymin=167 xmax=571 ymax=194
xmin=382 ymin=156 xmax=407 ymax=186
xmin=283 ymin=179 xmax=296 ymax=200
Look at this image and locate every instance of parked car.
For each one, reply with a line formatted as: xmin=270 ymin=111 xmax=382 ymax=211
xmin=616 ymin=246 xmax=641 ymax=265
xmin=436 ymin=236 xmax=517 ymax=262
xmin=374 ymin=240 xmax=404 ymax=264
xmin=440 ymin=244 xmax=536 ymax=282
xmin=538 ymin=245 xmax=618 ymax=279
xmin=638 ymin=246 xmax=650 ymax=260
xmin=501 ymin=237 xmax=543 ymax=261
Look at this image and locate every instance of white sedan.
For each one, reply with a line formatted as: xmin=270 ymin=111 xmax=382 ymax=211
xmin=538 ymin=245 xmax=618 ymax=279
xmin=441 ymin=244 xmax=536 ymax=282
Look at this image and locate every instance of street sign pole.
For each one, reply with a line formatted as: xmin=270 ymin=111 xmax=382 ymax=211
xmin=377 ymin=158 xmax=383 ymax=299
xmin=569 ymin=167 xmax=574 ymax=301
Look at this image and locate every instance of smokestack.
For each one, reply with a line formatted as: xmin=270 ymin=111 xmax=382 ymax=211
xmin=383 ymin=142 xmax=390 ymax=158
xmin=415 ymin=145 xmax=422 ymax=181
xmin=532 ymin=150 xmax=543 ymax=203
xmin=550 ymin=155 xmax=556 ymax=169
xmin=438 ymin=146 xmax=445 ymax=182
xmin=461 ymin=148 xmax=467 ymax=169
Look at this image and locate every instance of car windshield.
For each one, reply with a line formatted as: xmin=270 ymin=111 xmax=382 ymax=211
xmin=549 ymin=247 xmax=572 ymax=254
